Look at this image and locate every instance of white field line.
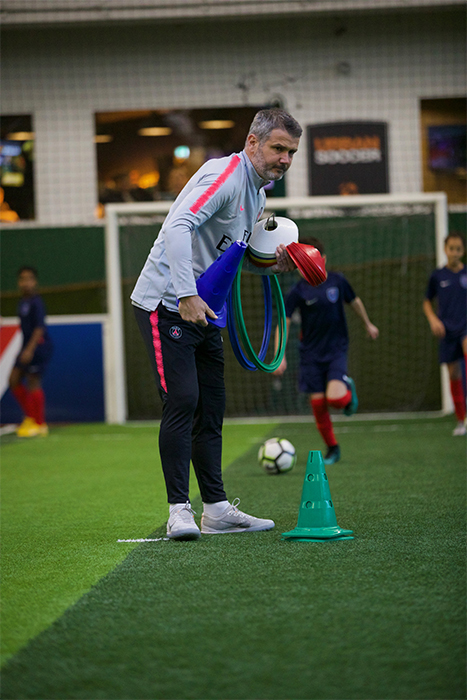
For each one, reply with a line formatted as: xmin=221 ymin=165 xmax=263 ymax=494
xmin=126 ymin=411 xmax=448 ymax=428
xmin=117 ymin=538 xmax=169 ymax=543
xmin=0 ymin=424 xmax=18 ymax=435
xmin=333 ymin=422 xmax=448 ymax=433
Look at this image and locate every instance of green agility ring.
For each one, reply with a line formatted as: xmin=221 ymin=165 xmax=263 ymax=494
xmin=227 ymin=258 xmax=287 ymax=373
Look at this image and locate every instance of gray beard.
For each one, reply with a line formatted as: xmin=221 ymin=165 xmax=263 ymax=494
xmin=252 ymin=152 xmax=286 ymax=181
xmin=265 ymin=169 xmax=285 ymax=182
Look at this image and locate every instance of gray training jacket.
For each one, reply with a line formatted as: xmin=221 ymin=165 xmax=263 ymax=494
xmin=131 ymin=150 xmax=268 ymax=313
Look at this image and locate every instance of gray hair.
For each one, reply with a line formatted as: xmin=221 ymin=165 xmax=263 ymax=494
xmin=247 ymin=108 xmax=302 ymax=144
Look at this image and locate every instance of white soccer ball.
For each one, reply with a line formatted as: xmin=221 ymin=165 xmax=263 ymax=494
xmin=258 ymin=437 xmax=296 ymax=474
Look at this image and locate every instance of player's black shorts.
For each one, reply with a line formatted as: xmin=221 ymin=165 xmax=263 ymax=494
xmin=439 ymin=331 xmax=466 ymax=364
xmin=298 ymin=351 xmax=348 ymax=394
xmin=15 ymin=341 xmax=53 ymax=375
xmin=133 ymin=302 xmax=225 ymax=400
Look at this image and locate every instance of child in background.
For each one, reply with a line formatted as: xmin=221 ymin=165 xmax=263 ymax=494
xmin=9 ymin=266 xmax=53 ymax=437
xmin=274 ymin=237 xmax=379 ymax=464
xmin=423 ymin=232 xmax=467 ymax=436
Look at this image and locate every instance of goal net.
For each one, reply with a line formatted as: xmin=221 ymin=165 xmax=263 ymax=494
xmin=105 ymin=193 xmax=448 ymax=423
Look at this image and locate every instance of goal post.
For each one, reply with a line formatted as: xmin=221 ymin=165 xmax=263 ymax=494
xmin=105 ymin=201 xmax=171 ymax=423
xmin=105 ymin=192 xmax=449 ymax=424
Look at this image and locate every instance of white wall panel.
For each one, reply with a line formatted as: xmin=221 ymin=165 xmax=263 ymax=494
xmin=2 ymin=9 xmax=465 ymax=224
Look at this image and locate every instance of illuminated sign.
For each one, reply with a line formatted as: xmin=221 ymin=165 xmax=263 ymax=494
xmin=308 ymin=122 xmax=389 ymax=195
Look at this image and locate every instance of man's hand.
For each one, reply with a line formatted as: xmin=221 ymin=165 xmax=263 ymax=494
xmin=178 ymin=295 xmax=217 ymax=327
xmin=270 ymin=244 xmax=296 ymax=273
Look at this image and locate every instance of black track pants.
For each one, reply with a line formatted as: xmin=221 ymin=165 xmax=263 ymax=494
xmin=134 ymin=304 xmax=227 ymax=504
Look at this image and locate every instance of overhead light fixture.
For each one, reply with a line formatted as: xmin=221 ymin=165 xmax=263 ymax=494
xmin=198 ymin=120 xmax=235 ymax=130
xmin=139 ymin=171 xmax=160 ymax=188
xmin=94 ymin=135 xmax=113 ymax=143
xmin=2 ymin=172 xmax=24 ymax=186
xmin=6 ymin=132 xmax=35 ymax=140
xmin=138 ymin=127 xmax=172 ymax=136
xmin=174 ymin=145 xmax=190 ymax=159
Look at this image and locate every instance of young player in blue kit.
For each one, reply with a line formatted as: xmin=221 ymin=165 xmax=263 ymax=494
xmin=274 ymin=237 xmax=379 ymax=464
xmin=132 ymin=108 xmax=302 ymax=539
xmin=9 ymin=266 xmax=53 ymax=437
xmin=423 ymin=232 xmax=467 ymax=436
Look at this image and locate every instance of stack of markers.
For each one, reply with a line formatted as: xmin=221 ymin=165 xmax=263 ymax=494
xmin=286 ymin=242 xmax=327 ymax=286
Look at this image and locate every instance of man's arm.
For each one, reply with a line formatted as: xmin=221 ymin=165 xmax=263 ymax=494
xmin=349 ymin=297 xmax=379 ymax=339
xmin=423 ymin=297 xmax=445 ymax=338
xmin=164 ymin=156 xmax=243 ymax=324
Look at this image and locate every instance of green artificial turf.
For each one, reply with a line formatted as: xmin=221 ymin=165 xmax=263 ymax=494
xmin=0 ymin=422 xmax=276 ymax=666
xmin=1 ymin=417 xmax=466 ymax=699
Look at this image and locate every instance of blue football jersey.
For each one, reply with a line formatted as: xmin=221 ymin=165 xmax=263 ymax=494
xmin=425 ymin=265 xmax=467 ymax=336
xmin=284 ymin=271 xmax=356 ymax=362
xmin=17 ymin=294 xmax=50 ymax=346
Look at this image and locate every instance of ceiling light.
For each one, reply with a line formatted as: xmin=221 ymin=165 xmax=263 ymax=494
xmin=6 ymin=132 xmax=35 ymax=140
xmin=94 ymin=135 xmax=113 ymax=143
xmin=138 ymin=127 xmax=172 ymax=136
xmin=198 ymin=120 xmax=235 ymax=130
xmin=174 ymin=145 xmax=190 ymax=159
xmin=139 ymin=171 xmax=160 ymax=188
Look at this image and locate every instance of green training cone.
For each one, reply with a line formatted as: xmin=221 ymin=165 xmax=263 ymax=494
xmin=281 ymin=450 xmax=353 ymax=541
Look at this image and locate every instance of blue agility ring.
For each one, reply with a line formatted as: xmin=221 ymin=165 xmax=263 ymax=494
xmin=226 ymin=260 xmax=287 ymax=373
xmin=227 ymin=275 xmax=273 ymax=372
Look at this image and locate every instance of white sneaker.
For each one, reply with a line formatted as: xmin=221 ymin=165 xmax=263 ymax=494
xmin=200 ymin=498 xmax=275 ymax=534
xmin=452 ymin=421 xmax=466 ymax=436
xmin=166 ymin=502 xmax=201 ymax=540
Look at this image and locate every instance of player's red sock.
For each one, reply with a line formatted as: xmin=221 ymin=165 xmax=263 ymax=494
xmin=28 ymin=388 xmax=45 ymax=425
xmin=12 ymin=385 xmax=31 ymax=416
xmin=311 ymin=397 xmax=338 ymax=447
xmin=450 ymin=379 xmax=466 ymax=422
xmin=327 ymin=390 xmax=352 ymax=410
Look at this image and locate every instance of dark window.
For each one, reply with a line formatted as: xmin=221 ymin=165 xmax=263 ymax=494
xmin=94 ymin=106 xmax=283 ymax=216
xmin=0 ymin=115 xmax=35 ymax=221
